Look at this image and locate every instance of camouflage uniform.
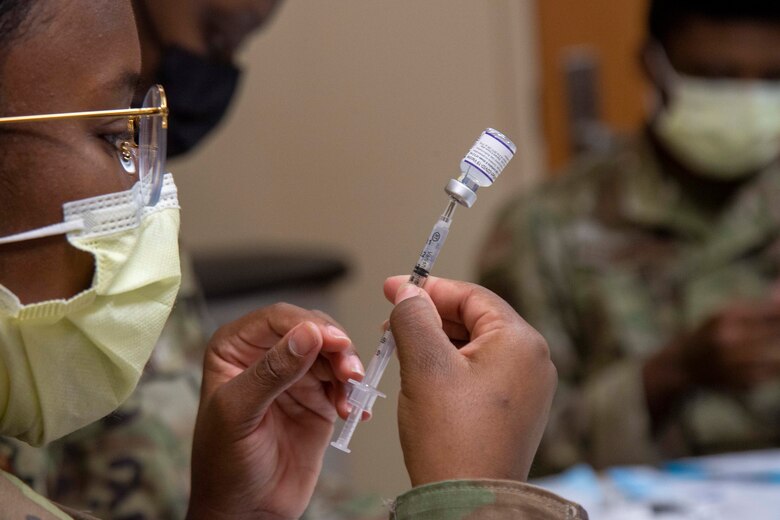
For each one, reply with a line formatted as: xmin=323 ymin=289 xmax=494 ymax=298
xmin=0 ymin=469 xmax=587 ymax=520
xmin=479 ymin=132 xmax=780 ymax=476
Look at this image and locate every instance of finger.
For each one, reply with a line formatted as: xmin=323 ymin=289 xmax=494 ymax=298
xmin=384 ymin=275 xmax=409 ymax=303
xmin=400 ymin=277 xmax=522 ymax=338
xmin=724 ymin=301 xmax=780 ymax=326
xmin=310 ymin=356 xmax=339 ymax=383
xmin=389 ymin=283 xmax=455 ymax=380
xmin=317 ymin=320 xmax=364 ymax=381
xmin=720 ymin=341 xmax=780 ymax=366
xmin=385 ymin=279 xmax=470 ymax=339
xmin=219 ymin=321 xmax=325 ymax=432
xmin=442 ymin=318 xmax=470 ymax=343
xmin=728 ymin=319 xmax=780 ymax=347
xmin=322 ymin=350 xmax=365 ymax=383
xmin=226 ymin=303 xmax=351 ymax=352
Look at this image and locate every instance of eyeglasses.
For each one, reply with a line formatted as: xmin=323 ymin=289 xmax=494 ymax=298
xmin=0 ymin=85 xmax=168 ymax=207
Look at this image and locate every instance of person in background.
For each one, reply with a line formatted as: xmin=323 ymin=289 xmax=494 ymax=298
xmin=0 ymin=1 xmax=586 ymax=519
xmin=134 ymin=0 xmax=283 ymax=156
xmin=480 ymin=0 xmax=780 ymax=476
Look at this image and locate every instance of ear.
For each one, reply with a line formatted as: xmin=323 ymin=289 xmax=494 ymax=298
xmin=640 ymin=41 xmax=661 ymax=88
xmin=640 ymin=40 xmax=670 ymax=110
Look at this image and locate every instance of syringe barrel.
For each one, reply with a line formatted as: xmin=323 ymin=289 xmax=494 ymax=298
xmin=411 ymin=217 xmax=452 ymax=282
xmin=331 ymin=406 xmax=362 ymax=453
xmin=363 ymin=329 xmax=397 ymax=388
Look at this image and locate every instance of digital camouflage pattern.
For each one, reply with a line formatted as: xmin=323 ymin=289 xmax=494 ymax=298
xmin=390 ymin=480 xmax=587 ymax=519
xmin=479 ymin=133 xmax=780 ymax=476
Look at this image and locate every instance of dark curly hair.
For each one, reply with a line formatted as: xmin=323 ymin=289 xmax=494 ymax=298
xmin=649 ymin=0 xmax=780 ymax=45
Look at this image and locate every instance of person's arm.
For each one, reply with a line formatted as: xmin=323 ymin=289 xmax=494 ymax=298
xmin=384 ymin=277 xmax=588 ymax=519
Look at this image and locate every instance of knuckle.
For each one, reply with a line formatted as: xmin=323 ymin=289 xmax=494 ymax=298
xmin=257 ymin=347 xmax=288 ymax=385
xmin=504 ymin=322 xmax=551 ymax=361
xmin=311 ymin=308 xmax=334 ymax=322
xmin=267 ymin=301 xmax=298 ymax=315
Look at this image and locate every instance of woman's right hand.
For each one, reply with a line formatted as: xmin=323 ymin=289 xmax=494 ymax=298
xmin=384 ymin=276 xmax=557 ymax=486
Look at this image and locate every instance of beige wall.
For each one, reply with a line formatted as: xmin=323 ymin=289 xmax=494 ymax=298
xmin=172 ymin=0 xmax=543 ymax=497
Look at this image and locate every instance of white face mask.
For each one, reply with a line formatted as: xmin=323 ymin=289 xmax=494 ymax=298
xmin=0 ymin=174 xmax=181 ymax=446
xmin=651 ymin=49 xmax=780 ymax=179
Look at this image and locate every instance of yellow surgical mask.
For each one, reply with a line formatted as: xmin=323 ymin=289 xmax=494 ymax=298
xmin=0 ymin=174 xmax=181 ymax=446
xmin=651 ymin=47 xmax=780 ymax=179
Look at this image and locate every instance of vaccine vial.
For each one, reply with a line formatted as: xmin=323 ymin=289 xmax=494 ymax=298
xmin=446 ymin=128 xmax=517 ymax=207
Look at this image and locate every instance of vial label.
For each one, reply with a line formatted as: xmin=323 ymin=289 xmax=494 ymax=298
xmin=461 ymin=129 xmax=516 ymax=186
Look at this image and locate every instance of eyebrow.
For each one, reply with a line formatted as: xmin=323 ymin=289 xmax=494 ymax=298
xmin=100 ymin=71 xmax=142 ymax=106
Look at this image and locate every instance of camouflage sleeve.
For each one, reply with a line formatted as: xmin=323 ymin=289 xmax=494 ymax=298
xmin=390 ymin=480 xmax=588 ymax=519
xmin=478 ymin=193 xmax=659 ymax=474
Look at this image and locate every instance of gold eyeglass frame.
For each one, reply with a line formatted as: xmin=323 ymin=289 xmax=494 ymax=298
xmin=0 ymin=85 xmax=168 ymax=162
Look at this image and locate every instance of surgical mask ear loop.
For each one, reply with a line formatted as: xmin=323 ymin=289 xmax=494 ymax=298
xmin=0 ymin=180 xmax=152 ymax=246
xmin=0 ymin=219 xmax=85 ymax=245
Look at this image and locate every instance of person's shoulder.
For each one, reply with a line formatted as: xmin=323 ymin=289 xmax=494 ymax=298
xmin=497 ymin=135 xmax=646 ymax=226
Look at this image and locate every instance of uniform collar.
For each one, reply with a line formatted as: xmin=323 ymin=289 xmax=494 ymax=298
xmin=618 ymin=131 xmax=780 ymax=243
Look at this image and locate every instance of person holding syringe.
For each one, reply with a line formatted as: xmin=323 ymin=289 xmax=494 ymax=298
xmin=0 ymin=3 xmax=584 ymax=513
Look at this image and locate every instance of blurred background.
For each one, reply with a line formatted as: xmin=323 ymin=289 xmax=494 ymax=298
xmin=172 ymin=0 xmax=649 ymax=499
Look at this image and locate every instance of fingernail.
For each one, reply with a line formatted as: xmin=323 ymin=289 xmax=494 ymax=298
xmin=396 ymin=283 xmax=421 ymax=304
xmin=289 ymin=323 xmax=319 ymax=357
xmin=327 ymin=325 xmax=350 ymax=341
xmin=349 ymin=355 xmax=365 ymax=378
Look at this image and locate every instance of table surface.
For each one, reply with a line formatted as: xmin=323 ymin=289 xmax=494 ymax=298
xmin=534 ymin=450 xmax=780 ymax=520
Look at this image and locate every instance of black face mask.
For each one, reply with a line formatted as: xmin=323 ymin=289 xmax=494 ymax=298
xmin=155 ymin=46 xmax=241 ymax=158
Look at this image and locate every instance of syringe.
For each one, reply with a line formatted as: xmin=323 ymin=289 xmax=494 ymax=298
xmin=331 ymin=128 xmax=517 ymax=453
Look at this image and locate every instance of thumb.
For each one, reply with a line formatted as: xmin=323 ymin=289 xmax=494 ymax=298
xmin=222 ymin=321 xmax=323 ymax=428
xmin=389 ymin=283 xmax=453 ymax=380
